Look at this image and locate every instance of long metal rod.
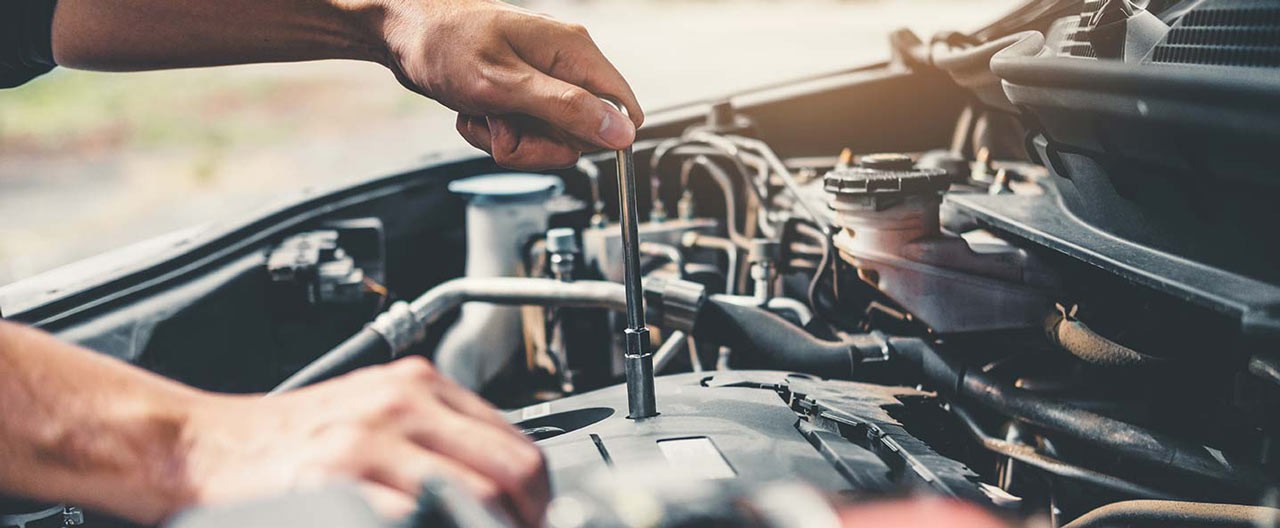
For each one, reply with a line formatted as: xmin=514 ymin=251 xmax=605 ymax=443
xmin=603 ymin=97 xmax=656 ymax=419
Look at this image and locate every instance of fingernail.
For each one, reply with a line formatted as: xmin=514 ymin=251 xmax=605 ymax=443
xmin=597 ymin=109 xmax=635 ymax=149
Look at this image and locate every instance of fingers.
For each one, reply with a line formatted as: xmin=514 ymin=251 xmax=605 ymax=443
xmin=456 ymin=114 xmax=492 ymax=153
xmin=492 ymin=70 xmax=636 ymax=151
xmin=364 ymin=436 xmax=504 ymax=513
xmin=376 ymin=358 xmax=550 ymax=526
xmin=505 ymin=20 xmax=643 ymax=130
xmin=408 ymin=412 xmax=550 ymax=526
xmin=837 ymin=498 xmax=1008 ymax=528
xmin=487 ymin=115 xmax=582 ymax=170
xmin=427 ymin=366 xmax=524 ymax=437
xmin=357 ymin=483 xmax=416 ymax=520
xmin=459 ymin=112 xmax=586 ymax=170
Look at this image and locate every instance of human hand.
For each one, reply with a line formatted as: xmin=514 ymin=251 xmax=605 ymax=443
xmin=177 ymin=357 xmax=547 ymax=525
xmin=838 ymin=498 xmax=1009 ymax=527
xmin=378 ymin=0 xmax=643 ymax=170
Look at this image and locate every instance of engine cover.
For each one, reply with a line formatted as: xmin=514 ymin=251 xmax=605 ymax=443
xmin=509 ymin=371 xmax=989 ymax=503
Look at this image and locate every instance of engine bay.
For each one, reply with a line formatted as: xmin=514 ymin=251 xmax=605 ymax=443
xmin=6 ymin=0 xmax=1280 ymax=526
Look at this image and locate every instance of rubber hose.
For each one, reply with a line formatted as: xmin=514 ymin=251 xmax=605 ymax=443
xmin=1046 ymin=311 xmax=1164 ymax=367
xmin=888 ymin=337 xmax=1269 ymax=496
xmin=1061 ymin=500 xmax=1280 ymax=528
xmin=694 ymin=296 xmax=876 ymax=377
xmin=271 ymin=328 xmax=389 ymax=393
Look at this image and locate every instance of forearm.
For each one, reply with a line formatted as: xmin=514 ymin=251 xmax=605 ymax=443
xmin=0 ymin=321 xmax=205 ymax=523
xmin=50 ymin=0 xmax=396 ymax=71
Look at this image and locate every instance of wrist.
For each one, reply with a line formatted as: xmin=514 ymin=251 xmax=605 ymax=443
xmin=124 ymin=387 xmax=214 ymax=523
xmin=333 ymin=0 xmax=420 ymax=67
xmin=160 ymin=391 xmax=245 ymax=521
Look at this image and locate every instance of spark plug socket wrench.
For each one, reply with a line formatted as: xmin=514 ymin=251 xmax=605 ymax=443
xmin=601 ymin=97 xmax=657 ymax=419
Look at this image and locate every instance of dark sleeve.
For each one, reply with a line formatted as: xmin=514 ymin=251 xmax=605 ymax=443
xmin=0 ymin=0 xmax=59 ymax=89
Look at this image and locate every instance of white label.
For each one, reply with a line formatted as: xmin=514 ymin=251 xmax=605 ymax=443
xmin=657 ymin=437 xmax=737 ymax=480
xmin=521 ymin=402 xmax=552 ymax=420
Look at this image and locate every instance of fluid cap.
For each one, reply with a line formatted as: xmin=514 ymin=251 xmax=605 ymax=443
xmin=858 ymin=153 xmax=916 ymax=171
xmin=823 ymin=153 xmax=951 ymax=197
xmin=448 ymin=173 xmax=563 ymax=205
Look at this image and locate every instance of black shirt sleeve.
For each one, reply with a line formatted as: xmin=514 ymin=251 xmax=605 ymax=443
xmin=1 ymin=0 xmax=59 ymax=89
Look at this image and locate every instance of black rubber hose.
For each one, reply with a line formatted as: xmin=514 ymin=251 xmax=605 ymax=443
xmin=889 ymin=337 xmax=1271 ymax=496
xmin=272 ymin=327 xmax=389 ymax=393
xmin=1061 ymin=500 xmax=1280 ymax=528
xmin=693 ymin=296 xmax=882 ymax=378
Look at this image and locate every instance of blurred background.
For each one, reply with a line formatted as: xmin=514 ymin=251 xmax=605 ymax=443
xmin=0 ymin=0 xmax=1016 ymax=289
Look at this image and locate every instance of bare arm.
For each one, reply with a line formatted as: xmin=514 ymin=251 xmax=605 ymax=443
xmin=50 ymin=0 xmax=643 ymax=170
xmin=0 ymin=321 xmax=199 ymax=522
xmin=0 ymin=321 xmax=547 ymax=525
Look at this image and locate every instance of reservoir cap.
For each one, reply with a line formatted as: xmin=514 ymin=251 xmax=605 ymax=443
xmin=449 ymin=173 xmax=563 ymax=206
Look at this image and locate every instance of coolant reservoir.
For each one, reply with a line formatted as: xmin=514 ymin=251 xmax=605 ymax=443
xmin=435 ymin=173 xmax=563 ymax=390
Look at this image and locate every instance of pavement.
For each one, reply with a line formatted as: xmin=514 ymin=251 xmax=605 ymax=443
xmin=0 ymin=0 xmax=1015 ymax=288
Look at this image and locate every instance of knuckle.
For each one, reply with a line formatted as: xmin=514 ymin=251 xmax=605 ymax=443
xmin=467 ymin=74 xmax=503 ymax=109
xmin=540 ymin=150 xmax=579 ymax=171
xmin=510 ymin=445 xmax=546 ymax=484
xmin=473 ymin=480 xmax=502 ymax=504
xmin=565 ymin=22 xmax=591 ymax=38
xmin=371 ymin=391 xmax=416 ymax=420
xmin=554 ymin=87 xmax=592 ymax=116
xmin=394 ymin=356 xmax=437 ymax=381
xmin=491 ymin=148 xmax=524 ymax=169
xmin=322 ymin=427 xmax=373 ymax=469
xmin=470 ymin=67 xmax=525 ymax=111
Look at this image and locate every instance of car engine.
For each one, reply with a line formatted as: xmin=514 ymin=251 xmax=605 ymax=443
xmin=5 ymin=0 xmax=1280 ymax=526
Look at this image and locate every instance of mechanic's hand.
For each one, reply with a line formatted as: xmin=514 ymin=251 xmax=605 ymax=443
xmin=380 ymin=0 xmax=643 ymax=170
xmin=179 ymin=357 xmax=547 ymax=526
xmin=838 ymin=498 xmax=1009 ymax=527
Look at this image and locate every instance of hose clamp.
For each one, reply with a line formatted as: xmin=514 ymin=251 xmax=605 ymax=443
xmin=369 ymin=300 xmax=416 ymax=357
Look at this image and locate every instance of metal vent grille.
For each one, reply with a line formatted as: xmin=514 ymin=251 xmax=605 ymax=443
xmin=1151 ymin=2 xmax=1280 ymax=67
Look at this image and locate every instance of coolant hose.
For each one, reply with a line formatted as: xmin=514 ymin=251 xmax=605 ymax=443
xmin=1061 ymin=500 xmax=1280 ymax=528
xmin=694 ymin=296 xmax=886 ymax=378
xmin=888 ymin=337 xmax=1271 ymax=496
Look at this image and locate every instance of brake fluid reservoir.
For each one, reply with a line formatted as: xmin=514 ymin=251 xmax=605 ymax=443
xmin=434 ymin=173 xmax=563 ymax=390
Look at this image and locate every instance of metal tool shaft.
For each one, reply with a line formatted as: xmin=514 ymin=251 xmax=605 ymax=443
xmin=602 ymin=97 xmax=657 ymax=419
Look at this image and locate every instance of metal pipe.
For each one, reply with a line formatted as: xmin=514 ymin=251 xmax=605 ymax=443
xmin=680 ymin=155 xmax=752 ymax=249
xmin=576 ymin=158 xmax=608 ymax=228
xmin=639 ymin=241 xmax=686 ymax=279
xmin=682 ymin=232 xmax=739 ymax=295
xmin=652 ymin=330 xmax=689 ymax=374
xmin=650 ymin=137 xmax=761 ymax=206
xmin=273 ymin=278 xmax=628 ymax=393
xmin=721 ymin=134 xmax=822 ymax=222
xmin=1061 ymin=500 xmax=1280 ymax=528
xmin=602 ymin=98 xmax=656 ymax=419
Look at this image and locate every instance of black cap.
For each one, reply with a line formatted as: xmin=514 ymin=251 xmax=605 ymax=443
xmin=823 ymin=154 xmax=950 ymax=197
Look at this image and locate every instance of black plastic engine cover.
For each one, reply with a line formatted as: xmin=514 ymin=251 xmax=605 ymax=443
xmin=508 ymin=371 xmax=987 ymax=503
